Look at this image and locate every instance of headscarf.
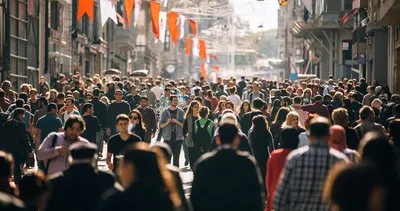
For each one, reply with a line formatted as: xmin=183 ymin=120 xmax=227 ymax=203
xmin=329 ymin=125 xmax=347 ymax=152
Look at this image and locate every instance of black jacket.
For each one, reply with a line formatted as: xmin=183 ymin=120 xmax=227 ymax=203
xmin=240 ymin=111 xmax=264 ymax=135
xmin=45 ymin=164 xmax=115 ymax=211
xmin=191 ymin=147 xmax=264 ymax=211
xmin=106 ymin=101 xmax=131 ymax=128
xmin=209 ymin=130 xmax=253 ymax=155
xmin=89 ymin=98 xmax=108 ymax=127
xmin=0 ymin=118 xmax=31 ymax=156
xmin=137 ymin=106 xmax=157 ymax=133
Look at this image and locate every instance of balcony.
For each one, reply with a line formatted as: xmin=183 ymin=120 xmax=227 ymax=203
xmin=377 ymin=0 xmax=400 ymax=25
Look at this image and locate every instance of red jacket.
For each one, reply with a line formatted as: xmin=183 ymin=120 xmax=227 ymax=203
xmin=266 ymin=149 xmax=292 ymax=211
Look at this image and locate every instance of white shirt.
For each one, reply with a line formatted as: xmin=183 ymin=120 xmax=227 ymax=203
xmin=227 ymin=94 xmax=242 ymax=109
xmin=151 ymin=85 xmax=164 ymax=100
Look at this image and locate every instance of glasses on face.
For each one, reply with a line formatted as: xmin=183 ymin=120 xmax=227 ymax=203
xmin=130 ymin=116 xmax=138 ymax=120
xmin=115 ymin=93 xmax=123 ymax=96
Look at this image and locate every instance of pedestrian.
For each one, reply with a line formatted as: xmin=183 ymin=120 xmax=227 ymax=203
xmin=269 ymin=107 xmax=290 ymax=148
xmin=266 ymin=128 xmax=299 ymax=211
xmin=128 ymin=110 xmax=146 ymax=141
xmin=105 ymin=89 xmax=131 ymax=136
xmin=125 ymin=85 xmax=141 ymax=110
xmin=19 ymin=171 xmax=49 ymax=211
xmin=248 ymin=115 xmax=274 ymax=186
xmin=296 ymin=95 xmax=330 ymax=119
xmin=106 ymin=114 xmax=141 ymax=171
xmin=0 ymin=112 xmax=33 ymax=184
xmin=191 ymin=123 xmax=264 ymax=211
xmin=227 ymin=86 xmax=242 ymax=109
xmin=193 ymin=106 xmax=215 ymax=165
xmin=45 ymin=142 xmax=115 ymax=211
xmin=282 ymin=111 xmax=306 ymax=134
xmin=274 ymin=117 xmax=349 ymax=211
xmin=183 ymin=100 xmax=201 ymax=168
xmin=89 ymin=88 xmax=108 ymax=157
xmin=35 ymin=103 xmax=63 ymax=149
xmin=331 ymin=108 xmax=360 ymax=150
xmin=270 ymin=99 xmax=282 ymax=121
xmin=101 ymin=144 xmax=179 ymax=211
xmin=141 ymin=83 xmax=157 ymax=108
xmin=291 ymin=96 xmax=308 ymax=127
xmin=0 ymin=151 xmax=18 ymax=196
xmin=36 ymin=115 xmax=89 ymax=175
xmin=240 ymin=98 xmax=264 ymax=135
xmin=28 ymin=88 xmax=39 ymax=114
xmin=329 ymin=125 xmax=360 ymax=163
xmin=33 ymin=97 xmax=48 ymax=130
xmin=58 ymin=97 xmax=80 ymax=125
xmin=237 ymin=100 xmax=251 ymax=118
xmin=136 ymin=96 xmax=157 ymax=143
xmin=159 ymin=95 xmax=185 ymax=167
xmin=354 ymin=106 xmax=386 ymax=139
xmin=80 ymin=103 xmax=101 ymax=144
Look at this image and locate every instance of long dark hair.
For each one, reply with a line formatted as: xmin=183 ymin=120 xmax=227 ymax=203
xmin=185 ymin=100 xmax=200 ymax=118
xmin=238 ymin=100 xmax=251 ymax=117
xmin=271 ymin=99 xmax=282 ymax=120
xmin=129 ymin=110 xmax=146 ymax=131
xmin=273 ymin=107 xmax=290 ymax=126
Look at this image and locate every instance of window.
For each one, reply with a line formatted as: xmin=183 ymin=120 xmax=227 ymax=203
xmin=50 ymin=1 xmax=60 ymax=30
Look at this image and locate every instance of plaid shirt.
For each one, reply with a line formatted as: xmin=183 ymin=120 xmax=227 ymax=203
xmin=274 ymin=143 xmax=348 ymax=211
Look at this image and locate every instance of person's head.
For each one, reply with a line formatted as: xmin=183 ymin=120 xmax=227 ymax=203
xmin=47 ymin=103 xmax=57 ymax=113
xmin=359 ymin=106 xmax=375 ymax=121
xmin=169 ymin=95 xmax=178 ymax=108
xmin=252 ymin=98 xmax=264 ymax=110
xmin=239 ymin=101 xmax=251 ymax=114
xmin=64 ymin=97 xmax=75 ymax=109
xmin=332 ymin=108 xmax=349 ymax=127
xmin=63 ymin=115 xmax=86 ymax=141
xmin=284 ymin=111 xmax=300 ymax=128
xmin=218 ymin=84 xmax=224 ymax=92
xmin=1 ymin=80 xmax=11 ymax=91
xmin=217 ymin=100 xmax=226 ymax=112
xmin=272 ymin=99 xmax=281 ymax=108
xmin=314 ymin=95 xmax=323 ymax=103
xmin=92 ymin=88 xmax=101 ymax=98
xmin=293 ymin=96 xmax=302 ymax=105
xmin=323 ymin=162 xmax=385 ymax=211
xmin=13 ymin=108 xmax=25 ymax=121
xmin=371 ymin=99 xmax=382 ymax=110
xmin=19 ymin=171 xmax=49 ymax=210
xmin=164 ymin=88 xmax=171 ymax=96
xmin=18 ymin=93 xmax=28 ymax=104
xmin=303 ymin=88 xmax=312 ymax=98
xmin=69 ymin=142 xmax=98 ymax=166
xmin=199 ymin=106 xmax=210 ymax=119
xmin=129 ymin=85 xmax=137 ymax=95
xmin=390 ymin=94 xmax=400 ymax=104
xmin=333 ymin=92 xmax=344 ymax=103
xmin=139 ymin=96 xmax=149 ymax=107
xmin=82 ymin=103 xmax=94 ymax=115
xmin=225 ymin=101 xmax=234 ymax=110
xmin=114 ymin=89 xmax=124 ymax=101
xmin=117 ymin=143 xmax=181 ymax=208
xmin=185 ymin=101 xmax=200 ymax=118
xmin=220 ymin=112 xmax=238 ymax=127
xmin=56 ymin=92 xmax=65 ymax=103
xmin=309 ymin=117 xmax=331 ymax=143
xmin=274 ymin=107 xmax=290 ymax=125
xmin=48 ymin=89 xmax=58 ymax=100
xmin=115 ymin=114 xmax=130 ymax=133
xmin=251 ymin=115 xmax=268 ymax=131
xmin=129 ymin=110 xmax=145 ymax=129
xmin=150 ymin=142 xmax=172 ymax=162
xmin=38 ymin=96 xmax=49 ymax=108
xmin=216 ymin=123 xmax=240 ymax=148
xmin=281 ymin=96 xmax=291 ymax=107
xmin=15 ymin=98 xmax=24 ymax=108
xmin=329 ymin=125 xmax=347 ymax=152
xmin=280 ymin=128 xmax=300 ymax=149
xmin=0 ymin=151 xmax=13 ymax=180
xmin=100 ymin=96 xmax=110 ymax=105
xmin=229 ymin=87 xmax=236 ymax=95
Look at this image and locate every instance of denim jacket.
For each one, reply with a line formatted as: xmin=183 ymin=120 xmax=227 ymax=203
xmin=159 ymin=107 xmax=185 ymax=141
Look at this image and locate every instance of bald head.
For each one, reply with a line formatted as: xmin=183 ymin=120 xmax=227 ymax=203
xmin=309 ymin=117 xmax=331 ymax=143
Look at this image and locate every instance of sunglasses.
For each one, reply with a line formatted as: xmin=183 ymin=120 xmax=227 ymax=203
xmin=130 ymin=116 xmax=138 ymax=120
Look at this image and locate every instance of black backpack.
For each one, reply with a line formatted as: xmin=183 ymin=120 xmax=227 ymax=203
xmin=193 ymin=120 xmax=213 ymax=153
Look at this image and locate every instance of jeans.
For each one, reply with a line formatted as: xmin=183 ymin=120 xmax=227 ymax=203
xmin=12 ymin=153 xmax=22 ymax=185
xmin=96 ymin=131 xmax=104 ymax=156
xmin=165 ymin=140 xmax=182 ymax=167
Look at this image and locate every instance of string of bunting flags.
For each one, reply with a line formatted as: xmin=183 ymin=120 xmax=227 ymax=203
xmin=77 ymin=0 xmax=214 ymax=77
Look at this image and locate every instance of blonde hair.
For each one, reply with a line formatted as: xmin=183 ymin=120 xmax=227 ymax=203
xmin=332 ymin=108 xmax=349 ymax=127
xmin=283 ymin=111 xmax=301 ymax=128
xmin=371 ymin=99 xmax=382 ymax=110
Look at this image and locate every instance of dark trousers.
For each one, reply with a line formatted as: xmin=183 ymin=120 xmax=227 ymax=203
xmin=12 ymin=153 xmax=22 ymax=185
xmin=188 ymin=147 xmax=197 ymax=170
xmin=165 ymin=140 xmax=182 ymax=167
xmin=143 ymin=132 xmax=152 ymax=143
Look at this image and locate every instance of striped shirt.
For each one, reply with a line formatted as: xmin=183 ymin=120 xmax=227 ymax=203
xmin=37 ymin=132 xmax=89 ymax=175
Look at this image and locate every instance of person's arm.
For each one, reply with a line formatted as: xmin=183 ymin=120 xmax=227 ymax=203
xmin=151 ymin=109 xmax=157 ymax=134
xmin=36 ymin=133 xmax=67 ymax=161
xmin=183 ymin=118 xmax=188 ymax=136
xmin=174 ymin=110 xmax=185 ymax=128
xmin=159 ymin=111 xmax=170 ymax=129
xmin=106 ymin=153 xmax=113 ymax=170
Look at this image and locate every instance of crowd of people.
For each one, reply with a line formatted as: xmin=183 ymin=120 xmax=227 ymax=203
xmin=0 ymin=72 xmax=399 ymax=211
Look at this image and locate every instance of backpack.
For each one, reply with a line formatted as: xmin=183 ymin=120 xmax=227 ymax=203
xmin=193 ymin=120 xmax=212 ymax=153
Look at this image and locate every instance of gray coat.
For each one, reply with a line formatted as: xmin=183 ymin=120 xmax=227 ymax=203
xmin=160 ymin=107 xmax=185 ymax=141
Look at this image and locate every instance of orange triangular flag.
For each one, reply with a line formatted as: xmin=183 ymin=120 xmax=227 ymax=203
xmin=168 ymin=12 xmax=180 ymax=44
xmin=185 ymin=37 xmax=191 ymax=56
xmin=200 ymin=64 xmax=207 ymax=78
xmin=211 ymin=65 xmax=220 ymax=71
xmin=189 ymin=19 xmax=197 ymax=36
xmin=125 ymin=0 xmax=134 ymax=25
xmin=77 ymin=0 xmax=94 ymax=22
xmin=199 ymin=39 xmax=207 ymax=60
xmin=150 ymin=1 xmax=161 ymax=39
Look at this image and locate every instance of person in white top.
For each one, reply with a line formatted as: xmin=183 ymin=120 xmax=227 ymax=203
xmin=151 ymin=80 xmax=164 ymax=101
xmin=227 ymin=87 xmax=242 ymax=109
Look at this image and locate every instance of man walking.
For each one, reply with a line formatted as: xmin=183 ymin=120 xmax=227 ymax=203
xmin=81 ymin=103 xmax=101 ymax=144
xmin=191 ymin=123 xmax=264 ymax=211
xmin=137 ymin=96 xmax=157 ymax=143
xmin=274 ymin=117 xmax=348 ymax=210
xmin=45 ymin=142 xmax=115 ymax=211
xmin=59 ymin=97 xmax=80 ymax=125
xmin=125 ymin=85 xmax=141 ymax=110
xmin=106 ymin=90 xmax=131 ymax=136
xmin=37 ymin=115 xmax=89 ymax=175
xmin=89 ymin=88 xmax=107 ymax=157
xmin=159 ymin=95 xmax=185 ymax=167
